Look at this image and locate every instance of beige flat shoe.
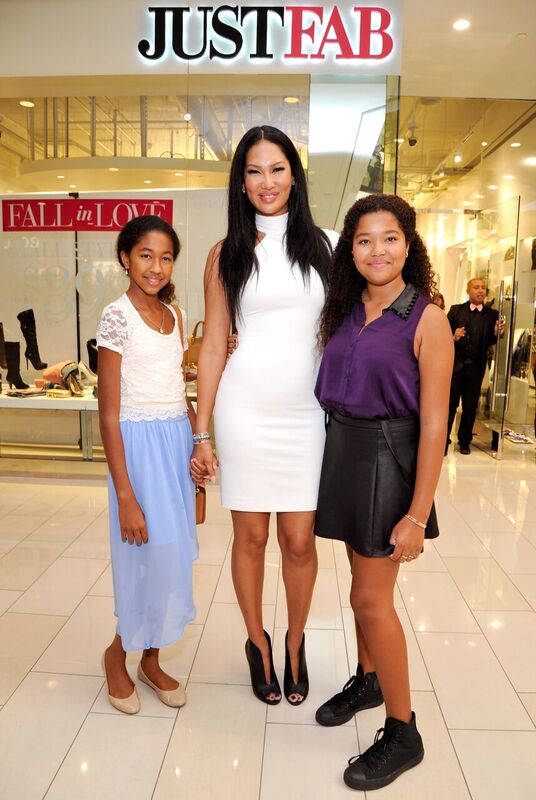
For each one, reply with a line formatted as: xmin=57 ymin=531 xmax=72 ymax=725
xmin=101 ymin=654 xmax=140 ymax=715
xmin=137 ymin=662 xmax=187 ymax=708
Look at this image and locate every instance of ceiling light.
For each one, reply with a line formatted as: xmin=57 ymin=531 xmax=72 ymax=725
xmin=453 ymin=19 xmax=470 ymax=31
xmin=438 ymin=169 xmax=445 ymax=177
xmin=174 ymin=172 xmax=183 ymax=176
xmin=488 ymin=184 xmax=498 ymax=190
xmin=284 ymin=96 xmax=300 ymax=104
xmin=19 ymin=100 xmax=35 ymax=108
xmin=481 ymin=141 xmax=488 ymax=147
xmin=463 ymin=201 xmax=473 ymax=206
xmin=510 ymin=142 xmax=521 ymax=148
xmin=144 ymin=179 xmax=152 ymax=184
xmin=109 ymin=167 xmax=119 ymax=172
xmin=475 ymin=193 xmax=485 ymax=199
xmin=524 ymin=157 xmax=536 ymax=166
xmin=69 ymin=184 xmax=76 ymax=188
xmin=453 ymin=208 xmax=461 ymax=213
xmin=504 ymin=174 xmax=514 ymax=180
xmin=183 ymin=112 xmax=192 ymax=121
xmin=57 ymin=175 xmax=65 ymax=179
xmin=454 ymin=153 xmax=462 ymax=164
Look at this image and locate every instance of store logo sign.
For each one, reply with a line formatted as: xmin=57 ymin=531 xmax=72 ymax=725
xmin=138 ymin=5 xmax=396 ymax=64
xmin=2 ymin=199 xmax=173 ymax=232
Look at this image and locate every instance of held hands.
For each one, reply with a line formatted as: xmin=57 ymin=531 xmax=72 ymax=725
xmin=453 ymin=326 xmax=466 ymax=341
xmin=118 ymin=496 xmax=148 ymax=545
xmin=190 ymin=442 xmax=218 ymax=485
xmin=389 ymin=516 xmax=424 ymax=563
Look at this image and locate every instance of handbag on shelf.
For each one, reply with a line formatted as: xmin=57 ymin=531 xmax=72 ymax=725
xmin=43 ymin=360 xmax=75 ymax=386
xmin=187 ymin=321 xmax=205 ymax=365
xmin=196 ymin=485 xmax=206 ymax=525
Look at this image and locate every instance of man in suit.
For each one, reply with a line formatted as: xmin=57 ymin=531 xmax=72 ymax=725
xmin=446 ymin=278 xmax=501 ymax=454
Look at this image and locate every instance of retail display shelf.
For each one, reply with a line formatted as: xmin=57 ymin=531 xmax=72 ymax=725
xmin=0 ymin=390 xmax=97 ymax=411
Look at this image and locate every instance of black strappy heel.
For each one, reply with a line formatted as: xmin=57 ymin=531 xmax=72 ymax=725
xmin=284 ymin=631 xmax=309 ymax=705
xmin=245 ymin=630 xmax=281 ymax=705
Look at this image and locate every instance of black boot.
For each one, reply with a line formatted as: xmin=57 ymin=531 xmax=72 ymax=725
xmin=315 ymin=664 xmax=383 ymax=726
xmin=343 ymin=711 xmax=424 ymax=790
xmin=87 ymin=338 xmax=98 ymax=374
xmin=0 ymin=322 xmax=6 ymax=369
xmin=17 ymin=309 xmax=47 ymax=370
xmin=5 ymin=341 xmax=29 ymax=389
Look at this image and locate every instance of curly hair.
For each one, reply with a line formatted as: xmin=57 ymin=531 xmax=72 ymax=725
xmin=319 ymin=194 xmax=437 ymax=346
xmin=116 ymin=214 xmax=179 ymax=304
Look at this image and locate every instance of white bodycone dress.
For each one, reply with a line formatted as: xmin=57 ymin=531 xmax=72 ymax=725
xmin=214 ymin=212 xmax=337 ymax=511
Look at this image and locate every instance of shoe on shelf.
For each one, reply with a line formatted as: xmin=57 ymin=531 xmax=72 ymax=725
xmin=245 ymin=630 xmax=282 ymax=705
xmin=284 ymin=631 xmax=309 ymax=705
xmin=17 ymin=308 xmax=47 ymax=370
xmin=458 ymin=444 xmax=471 ymax=455
xmin=61 ymin=362 xmax=83 ymax=396
xmin=316 ymin=664 xmax=383 ymax=726
xmin=78 ymin=361 xmax=98 ymax=386
xmin=137 ymin=662 xmax=186 ymax=708
xmin=5 ymin=341 xmax=29 ymax=389
xmin=343 ymin=711 xmax=424 ymax=791
xmin=101 ymin=653 xmax=140 ymax=715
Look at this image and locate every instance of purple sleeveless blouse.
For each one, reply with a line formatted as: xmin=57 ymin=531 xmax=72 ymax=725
xmin=315 ymin=284 xmax=431 ymax=420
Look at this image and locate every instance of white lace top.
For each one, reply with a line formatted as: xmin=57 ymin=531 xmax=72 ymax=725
xmin=96 ymin=293 xmax=188 ymax=422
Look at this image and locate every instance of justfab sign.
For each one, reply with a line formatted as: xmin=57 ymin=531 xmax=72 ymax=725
xmin=137 ymin=3 xmax=401 ymax=73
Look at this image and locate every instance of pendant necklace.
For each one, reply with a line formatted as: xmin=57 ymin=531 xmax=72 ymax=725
xmin=131 ymin=300 xmax=166 ymax=333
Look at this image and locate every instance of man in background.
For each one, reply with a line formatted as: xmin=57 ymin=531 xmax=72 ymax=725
xmin=446 ymin=278 xmax=501 ymax=454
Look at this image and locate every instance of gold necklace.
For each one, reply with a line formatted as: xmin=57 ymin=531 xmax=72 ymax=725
xmin=130 ymin=300 xmax=166 ymax=333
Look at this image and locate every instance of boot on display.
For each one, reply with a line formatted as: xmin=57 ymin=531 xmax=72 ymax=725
xmin=17 ymin=308 xmax=47 ymax=370
xmin=5 ymin=341 xmax=29 ymax=389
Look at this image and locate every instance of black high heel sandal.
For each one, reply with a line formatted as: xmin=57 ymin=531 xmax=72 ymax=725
xmin=284 ymin=631 xmax=309 ymax=705
xmin=245 ymin=630 xmax=281 ymax=705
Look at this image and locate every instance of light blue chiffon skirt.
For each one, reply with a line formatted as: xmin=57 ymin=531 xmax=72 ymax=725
xmin=107 ymin=414 xmax=198 ymax=652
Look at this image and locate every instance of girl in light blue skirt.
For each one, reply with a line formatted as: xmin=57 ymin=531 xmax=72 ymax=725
xmin=97 ymin=215 xmax=198 ymax=714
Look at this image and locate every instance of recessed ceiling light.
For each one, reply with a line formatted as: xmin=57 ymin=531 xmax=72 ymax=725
xmin=516 ymin=32 xmax=528 ymax=40
xmin=454 ymin=153 xmax=462 ymax=163
xmin=109 ymin=167 xmax=119 ymax=172
xmin=69 ymin=184 xmax=76 ymax=188
xmin=453 ymin=208 xmax=461 ymax=213
xmin=511 ymin=142 xmax=521 ymax=148
xmin=183 ymin=112 xmax=192 ymax=121
xmin=524 ymin=157 xmax=536 ymax=166
xmin=19 ymin=100 xmax=35 ymax=108
xmin=504 ymin=174 xmax=514 ymax=180
xmin=488 ymin=184 xmax=498 ymax=190
xmin=144 ymin=179 xmax=152 ymax=184
xmin=481 ymin=141 xmax=488 ymax=147
xmin=453 ymin=19 xmax=470 ymax=31
xmin=475 ymin=193 xmax=485 ymax=199
xmin=57 ymin=175 xmax=65 ymax=179
xmin=463 ymin=201 xmax=473 ymax=206
xmin=174 ymin=172 xmax=183 ymax=177
xmin=284 ymin=96 xmax=300 ymax=104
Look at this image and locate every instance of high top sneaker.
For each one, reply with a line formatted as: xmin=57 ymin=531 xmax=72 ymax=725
xmin=315 ymin=664 xmax=383 ymax=726
xmin=343 ymin=711 xmax=424 ymax=790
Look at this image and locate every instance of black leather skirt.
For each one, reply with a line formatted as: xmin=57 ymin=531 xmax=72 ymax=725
xmin=315 ymin=411 xmax=439 ymax=557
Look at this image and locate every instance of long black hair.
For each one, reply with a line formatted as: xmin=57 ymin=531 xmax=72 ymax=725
xmin=116 ymin=214 xmax=180 ymax=304
xmin=319 ymin=194 xmax=437 ymax=346
xmin=219 ymin=125 xmax=333 ymax=323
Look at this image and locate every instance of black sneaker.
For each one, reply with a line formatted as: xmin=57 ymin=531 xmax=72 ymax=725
xmin=343 ymin=711 xmax=424 ymax=791
xmin=315 ymin=665 xmax=383 ymax=727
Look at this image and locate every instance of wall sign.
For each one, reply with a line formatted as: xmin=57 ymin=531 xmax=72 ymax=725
xmin=138 ymin=5 xmax=396 ymax=64
xmin=1 ymin=199 xmax=173 ymax=232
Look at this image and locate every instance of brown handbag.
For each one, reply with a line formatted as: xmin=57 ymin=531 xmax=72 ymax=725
xmin=187 ymin=321 xmax=205 ymax=365
xmin=196 ymin=485 xmax=206 ymax=525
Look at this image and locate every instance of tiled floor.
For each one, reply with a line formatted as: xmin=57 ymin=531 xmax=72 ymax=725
xmin=0 ymin=448 xmax=535 ymax=799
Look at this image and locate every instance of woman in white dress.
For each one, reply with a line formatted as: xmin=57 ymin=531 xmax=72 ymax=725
xmin=191 ymin=126 xmax=336 ymax=706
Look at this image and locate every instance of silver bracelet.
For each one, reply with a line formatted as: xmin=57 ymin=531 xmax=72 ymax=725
xmin=404 ymin=513 xmax=427 ymax=530
xmin=193 ymin=432 xmax=211 ymax=444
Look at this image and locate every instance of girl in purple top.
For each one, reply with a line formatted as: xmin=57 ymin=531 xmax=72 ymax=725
xmin=313 ymin=195 xmax=453 ymax=791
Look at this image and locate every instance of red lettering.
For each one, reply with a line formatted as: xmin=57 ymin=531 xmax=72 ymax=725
xmin=311 ymin=6 xmax=357 ymax=59
xmin=284 ymin=6 xmax=324 ymax=59
xmin=355 ymin=7 xmax=393 ymax=59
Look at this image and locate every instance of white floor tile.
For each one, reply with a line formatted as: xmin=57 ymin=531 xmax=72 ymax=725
xmin=399 ymin=541 xmax=447 ymax=572
xmin=195 ymin=522 xmax=232 ymax=565
xmin=35 ymin=595 xmax=117 ymax=676
xmin=0 ymin=589 xmax=22 ymax=614
xmin=477 ymin=532 xmax=536 ymax=574
xmin=432 ymin=503 xmax=490 ymax=557
xmin=276 ymin=568 xmax=343 ymax=630
xmin=0 ymin=672 xmax=102 ymax=800
xmin=213 ymin=550 xmax=280 ymax=605
xmin=87 ymin=564 xmax=113 ymax=597
xmin=417 ymin=631 xmax=533 ymax=730
xmin=451 ymin=730 xmax=536 ymax=800
xmin=10 ymin=557 xmax=108 ymax=616
xmin=261 ymin=722 xmax=357 ymax=799
xmin=190 ymin=601 xmax=275 ymax=685
xmin=62 ymin=513 xmax=110 ymax=559
xmin=0 ymin=541 xmax=66 ymax=590
xmin=0 ymin=612 xmax=66 ymax=704
xmin=518 ymin=693 xmax=536 ymax=726
xmin=398 ymin=572 xmax=479 ymax=633
xmin=355 ymin=692 xmax=470 ymax=799
xmin=192 ymin=563 xmax=221 ymax=623
xmin=475 ymin=610 xmax=536 ymax=692
xmin=509 ymin=573 xmax=536 ymax=610
xmin=28 ymin=511 xmax=97 ymax=543
xmin=445 ymin=557 xmax=531 ymax=610
xmin=45 ymin=713 xmax=174 ymax=800
xmin=0 ymin=515 xmax=48 ymax=553
xmin=154 ymin=683 xmax=266 ymax=800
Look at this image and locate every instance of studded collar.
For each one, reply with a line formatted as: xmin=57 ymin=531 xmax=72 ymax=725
xmin=382 ymin=282 xmax=419 ymax=320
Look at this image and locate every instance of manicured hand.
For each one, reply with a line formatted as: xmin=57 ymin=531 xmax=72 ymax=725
xmin=191 ymin=442 xmax=218 ymax=484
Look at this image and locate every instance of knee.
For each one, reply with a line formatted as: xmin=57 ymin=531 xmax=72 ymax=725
xmin=234 ymin=529 xmax=269 ymax=558
xmin=278 ymin=530 xmax=316 ymax=564
xmin=350 ymin=588 xmax=388 ymax=627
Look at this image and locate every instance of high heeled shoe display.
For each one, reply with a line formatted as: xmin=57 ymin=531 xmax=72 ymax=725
xmin=17 ymin=309 xmax=47 ymax=370
xmin=245 ymin=630 xmax=282 ymax=705
xmin=60 ymin=362 xmax=83 ymax=396
xmin=284 ymin=631 xmax=309 ymax=705
xmin=5 ymin=341 xmax=29 ymax=389
xmin=78 ymin=361 xmax=98 ymax=386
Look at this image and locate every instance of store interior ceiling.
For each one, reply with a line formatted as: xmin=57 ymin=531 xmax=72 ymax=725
xmin=0 ymin=0 xmax=535 ymax=214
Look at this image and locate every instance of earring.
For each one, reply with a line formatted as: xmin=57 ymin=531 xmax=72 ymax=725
xmin=241 ymin=186 xmax=246 ymax=194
